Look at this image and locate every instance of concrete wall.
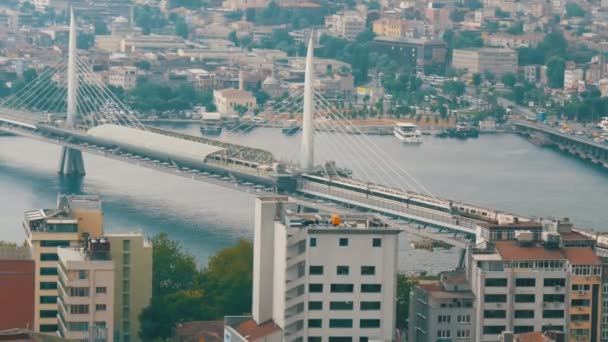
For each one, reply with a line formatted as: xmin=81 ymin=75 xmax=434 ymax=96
xmin=0 ymin=259 xmax=35 ymax=330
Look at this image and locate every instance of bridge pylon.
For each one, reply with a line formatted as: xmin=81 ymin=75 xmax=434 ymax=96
xmin=59 ymin=8 xmax=85 ymax=176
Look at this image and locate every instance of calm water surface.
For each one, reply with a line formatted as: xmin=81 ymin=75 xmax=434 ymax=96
xmin=0 ymin=124 xmax=606 ymax=273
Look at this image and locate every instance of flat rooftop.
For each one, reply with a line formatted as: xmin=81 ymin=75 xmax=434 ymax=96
xmin=493 ymin=241 xmax=600 ymax=265
xmin=282 ymin=210 xmax=397 ymax=232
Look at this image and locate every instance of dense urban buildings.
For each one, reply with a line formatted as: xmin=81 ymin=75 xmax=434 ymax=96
xmin=452 ymin=48 xmax=518 ymax=77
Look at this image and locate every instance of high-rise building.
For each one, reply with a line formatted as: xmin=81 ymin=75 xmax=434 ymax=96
xmin=57 ymin=238 xmax=114 ymax=341
xmin=106 ymin=233 xmax=153 ymax=342
xmin=234 ymin=196 xmax=401 ymax=341
xmin=0 ymin=246 xmax=35 ymax=331
xmin=24 ymin=195 xmax=103 ymax=333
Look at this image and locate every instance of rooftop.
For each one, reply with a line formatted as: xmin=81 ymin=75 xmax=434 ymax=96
xmin=174 ymin=321 xmax=224 ymax=342
xmin=234 ymin=319 xmax=282 ymax=342
xmin=282 ymin=210 xmax=398 ymax=233
xmin=214 ymin=88 xmax=255 ymax=98
xmin=494 ymin=241 xmax=600 ymax=264
xmin=418 ymin=281 xmax=475 ymax=299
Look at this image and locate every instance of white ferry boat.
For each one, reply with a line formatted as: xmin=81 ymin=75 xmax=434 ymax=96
xmin=393 ymin=122 xmax=422 ymax=143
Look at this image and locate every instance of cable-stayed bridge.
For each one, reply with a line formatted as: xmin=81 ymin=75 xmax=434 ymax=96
xmin=0 ymin=11 xmax=564 ymax=255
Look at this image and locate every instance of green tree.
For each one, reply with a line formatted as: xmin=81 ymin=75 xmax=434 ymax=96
xmin=565 ymin=2 xmax=585 ymax=17
xmin=94 ymin=20 xmax=109 ymax=35
xmin=234 ymin=104 xmax=248 ymax=116
xmin=483 ymin=70 xmax=495 ymax=84
xmin=228 ymin=30 xmax=239 ymax=46
xmin=175 ymin=18 xmax=189 ymax=38
xmin=442 ymin=80 xmax=465 ymax=98
xmin=472 ymin=73 xmax=482 ymax=86
xmin=135 ymin=60 xmax=151 ymax=70
xmin=150 ymin=233 xmax=198 ymax=297
xmin=396 ymin=274 xmax=412 ymax=330
xmin=0 ymin=241 xmax=17 ymax=247
xmin=546 ymin=56 xmax=566 ymax=89
xmin=77 ymin=33 xmax=95 ymax=49
xmin=23 ymin=68 xmax=38 ymax=83
xmin=501 ymin=72 xmax=517 ymax=88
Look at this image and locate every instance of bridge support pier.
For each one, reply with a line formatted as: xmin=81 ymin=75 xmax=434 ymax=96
xmin=58 ymin=147 xmax=85 ymax=176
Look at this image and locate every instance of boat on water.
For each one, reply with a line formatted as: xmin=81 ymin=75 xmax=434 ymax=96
xmin=393 ymin=122 xmax=422 ymax=143
xmin=222 ymin=114 xmax=240 ymax=130
xmin=282 ymin=120 xmax=300 ymax=135
xmin=454 ymin=122 xmax=479 ymax=139
xmin=200 ymin=113 xmax=222 ymax=135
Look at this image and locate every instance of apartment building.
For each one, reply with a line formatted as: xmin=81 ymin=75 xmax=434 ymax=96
xmin=24 ymin=195 xmax=103 ymax=333
xmin=469 ymin=235 xmax=602 ymax=342
xmin=372 ymin=18 xmax=411 ymax=38
xmin=325 ymin=12 xmax=366 ymax=41
xmin=57 ymin=238 xmax=114 ymax=341
xmin=106 ymin=233 xmax=153 ymax=342
xmin=452 ymin=48 xmax=517 ymax=77
xmin=107 ymin=66 xmax=137 ymax=90
xmin=0 ymin=246 xmax=35 ymax=331
xmin=231 ymin=196 xmax=400 ymax=342
xmin=408 ymin=270 xmax=476 ymax=342
xmin=564 ymin=68 xmax=584 ymax=91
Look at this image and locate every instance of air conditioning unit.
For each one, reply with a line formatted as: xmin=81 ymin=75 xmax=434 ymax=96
xmin=543 ymin=302 xmax=549 ymax=307
xmin=579 ymin=290 xmax=585 ymax=295
xmin=555 ymin=285 xmax=561 ymax=291
xmin=496 ymin=303 xmax=503 ymax=307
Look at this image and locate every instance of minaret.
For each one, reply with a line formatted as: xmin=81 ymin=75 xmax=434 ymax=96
xmin=300 ymin=32 xmax=314 ymax=172
xmin=58 ymin=8 xmax=85 ymax=176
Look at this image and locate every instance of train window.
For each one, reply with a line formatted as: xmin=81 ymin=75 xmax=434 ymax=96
xmin=460 ymin=207 xmax=465 ymax=211
xmin=482 ymin=212 xmax=487 ymax=216
xmin=471 ymin=210 xmax=476 ymax=214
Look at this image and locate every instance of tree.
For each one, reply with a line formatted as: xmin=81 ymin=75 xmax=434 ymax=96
xmin=77 ymin=33 xmax=94 ymax=49
xmin=175 ymin=18 xmax=188 ymax=38
xmin=94 ymin=20 xmax=109 ymax=35
xmin=234 ymin=104 xmax=248 ymax=116
xmin=23 ymin=68 xmax=38 ymax=83
xmin=501 ymin=72 xmax=517 ymax=88
xmin=442 ymin=80 xmax=465 ymax=98
xmin=396 ymin=274 xmax=412 ymax=330
xmin=0 ymin=241 xmax=17 ymax=247
xmin=472 ymin=73 xmax=482 ymax=86
xmin=228 ymin=30 xmax=239 ymax=46
xmin=546 ymin=56 xmax=566 ymax=89
xmin=483 ymin=70 xmax=495 ymax=84
xmin=135 ymin=60 xmax=151 ymax=70
xmin=565 ymin=2 xmax=585 ymax=17
xmin=150 ymin=233 xmax=198 ymax=297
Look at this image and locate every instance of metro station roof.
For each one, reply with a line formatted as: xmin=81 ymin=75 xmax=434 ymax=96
xmin=88 ymin=124 xmax=225 ymax=161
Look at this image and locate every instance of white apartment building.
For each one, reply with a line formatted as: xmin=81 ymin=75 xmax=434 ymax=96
xmin=108 ymin=66 xmax=137 ymax=90
xmin=469 ymin=236 xmax=602 ymax=342
xmin=452 ymin=48 xmax=517 ymax=77
xmin=564 ymin=68 xmax=584 ymax=91
xmin=248 ymin=196 xmax=400 ymax=342
xmin=325 ymin=12 xmax=366 ymax=41
xmin=57 ymin=238 xmax=114 ymax=341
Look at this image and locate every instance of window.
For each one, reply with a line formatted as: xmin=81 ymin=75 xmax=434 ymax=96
xmin=360 ymin=301 xmax=381 ymax=310
xmin=515 ymin=278 xmax=536 ymax=287
xmin=78 ymin=270 xmax=88 ymax=280
xmin=360 ymin=319 xmax=380 ymax=328
xmin=309 ymin=301 xmax=322 ymax=310
xmin=123 ymin=254 xmax=131 ymax=265
xmin=438 ymin=315 xmax=451 ymax=323
xmin=330 ymin=301 xmax=353 ymax=310
xmin=40 ymin=267 xmax=58 ymax=276
xmin=359 ymin=338 xmax=368 ymax=342
xmin=457 ymin=314 xmax=471 ymax=323
xmin=69 ymin=304 xmax=89 ymax=315
xmin=372 ymin=238 xmax=381 ymax=247
xmin=542 ymin=310 xmax=564 ymax=318
xmin=40 ymin=310 xmax=57 ymax=318
xmin=361 ymin=284 xmax=381 ymax=293
xmin=308 ymin=338 xmax=322 ymax=342
xmin=514 ymin=294 xmax=535 ymax=303
xmin=308 ymin=319 xmax=322 ymax=328
xmin=309 ymin=284 xmax=323 ymax=293
xmin=437 ymin=330 xmax=451 ymax=338
xmin=329 ymin=319 xmax=352 ymax=328
xmin=95 ymin=287 xmax=106 ymax=294
xmin=40 ymin=281 xmax=57 ymax=290
xmin=331 ymin=284 xmax=354 ymax=293
xmin=39 ymin=324 xmax=58 ymax=332
xmin=337 ymin=266 xmax=349 ymax=275
xmin=572 ymin=284 xmax=591 ymax=291
xmin=542 ymin=325 xmax=563 ymax=332
xmin=483 ymin=326 xmax=506 ymax=335
xmin=514 ymin=326 xmax=534 ymax=334
xmin=95 ymin=304 xmax=106 ymax=311
xmin=485 ymin=278 xmax=507 ymax=287
xmin=571 ymin=314 xmax=590 ymax=322
xmin=514 ymin=310 xmax=534 ymax=319
xmin=40 ymin=240 xmax=70 ymax=247
xmin=329 ymin=338 xmax=351 ymax=342
xmin=484 ymin=310 xmax=506 ymax=319
xmin=67 ymin=321 xmax=89 ymax=331
xmin=457 ymin=330 xmax=470 ymax=338
xmin=361 ymin=266 xmax=375 ymax=275
xmin=40 ymin=253 xmax=59 ymax=261
xmin=123 ymin=239 xmax=130 ymax=251
xmin=544 ymin=278 xmax=566 ymax=287
xmin=572 ymin=299 xmax=591 ymax=307
xmin=543 ymin=294 xmax=565 ymax=302
xmin=310 ymin=266 xmax=324 ymax=275
xmin=40 ymin=296 xmax=57 ymax=304
xmin=484 ymin=294 xmax=507 ymax=303
xmin=69 ymin=287 xmax=89 ymax=297
xmin=310 ymin=238 xmax=317 ymax=247
xmin=339 ymin=238 xmax=348 ymax=247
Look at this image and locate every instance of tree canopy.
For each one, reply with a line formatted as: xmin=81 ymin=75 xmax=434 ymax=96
xmin=546 ymin=56 xmax=566 ymax=89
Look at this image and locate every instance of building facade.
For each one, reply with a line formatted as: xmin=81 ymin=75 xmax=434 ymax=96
xmin=325 ymin=12 xmax=366 ymax=41
xmin=57 ymin=239 xmax=114 ymax=341
xmin=24 ymin=195 xmax=104 ymax=334
xmin=107 ymin=66 xmax=137 ymax=90
xmin=251 ymin=197 xmax=400 ymax=341
xmin=106 ymin=233 xmax=153 ymax=342
xmin=452 ymin=48 xmax=517 ymax=77
xmin=373 ymin=37 xmax=447 ymax=74
xmin=0 ymin=246 xmax=35 ymax=331
xmin=213 ymin=88 xmax=257 ymax=114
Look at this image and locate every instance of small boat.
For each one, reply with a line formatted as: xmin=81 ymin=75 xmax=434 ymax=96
xmin=282 ymin=120 xmax=300 ymax=135
xmin=393 ymin=122 xmax=422 ymax=143
xmin=200 ymin=113 xmax=222 ymax=135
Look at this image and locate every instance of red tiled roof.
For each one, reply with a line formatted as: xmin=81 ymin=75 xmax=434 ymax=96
xmin=235 ymin=319 xmax=282 ymax=341
xmin=560 ymin=231 xmax=593 ymax=241
xmin=495 ymin=241 xmax=565 ymax=261
xmin=418 ymin=282 xmax=443 ymax=292
xmin=516 ymin=331 xmax=545 ymax=342
xmin=562 ymin=248 xmax=601 ymax=265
